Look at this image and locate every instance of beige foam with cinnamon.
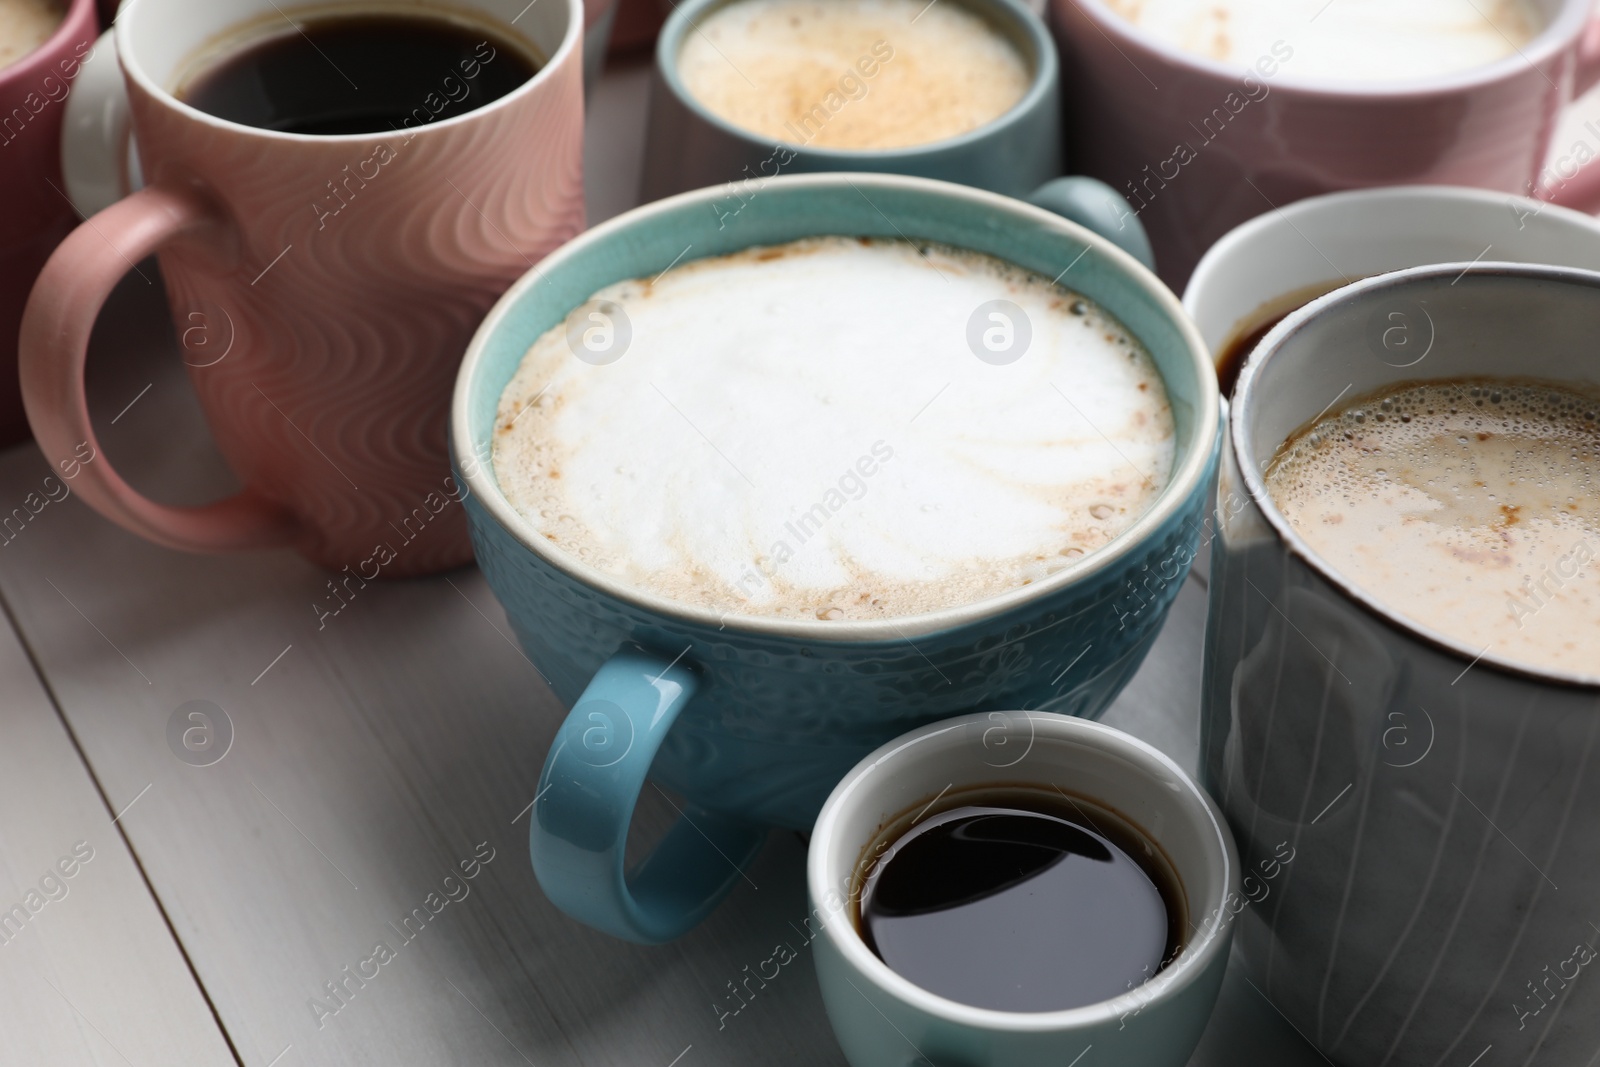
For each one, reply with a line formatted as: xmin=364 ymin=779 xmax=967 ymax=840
xmin=0 ymin=0 xmax=63 ymax=71
xmin=494 ymin=237 xmax=1176 ymax=622
xmin=678 ymin=0 xmax=1030 ymax=150
xmin=1266 ymin=381 xmax=1600 ymax=675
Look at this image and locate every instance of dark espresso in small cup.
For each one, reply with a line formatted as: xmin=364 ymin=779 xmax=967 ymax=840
xmin=856 ymin=784 xmax=1186 ymax=1012
xmin=178 ymin=9 xmax=539 ymax=135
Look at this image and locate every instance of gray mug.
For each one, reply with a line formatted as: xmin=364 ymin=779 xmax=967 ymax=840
xmin=638 ymin=0 xmax=1153 ymax=268
xmin=1202 ymin=263 xmax=1600 ymax=1066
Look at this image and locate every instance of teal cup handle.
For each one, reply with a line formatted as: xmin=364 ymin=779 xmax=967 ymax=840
xmin=528 ymin=648 xmax=767 ymax=943
xmin=1027 ymin=176 xmax=1155 ymax=271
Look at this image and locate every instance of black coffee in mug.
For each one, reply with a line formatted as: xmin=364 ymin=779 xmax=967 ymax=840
xmin=857 ymin=785 xmax=1185 ymax=1013
xmin=179 ymin=10 xmax=539 ymax=136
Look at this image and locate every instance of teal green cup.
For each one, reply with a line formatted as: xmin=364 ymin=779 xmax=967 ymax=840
xmin=639 ymin=0 xmax=1155 ymax=269
xmin=449 ymin=173 xmax=1220 ymax=943
xmin=808 ymin=712 xmax=1240 ymax=1067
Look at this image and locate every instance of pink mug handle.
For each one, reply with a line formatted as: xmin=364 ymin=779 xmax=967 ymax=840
xmin=1543 ymin=10 xmax=1600 ymax=212
xmin=19 ymin=184 xmax=301 ymax=552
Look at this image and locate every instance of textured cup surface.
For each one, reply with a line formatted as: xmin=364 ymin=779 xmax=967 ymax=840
xmin=454 ymin=173 xmax=1220 ymax=829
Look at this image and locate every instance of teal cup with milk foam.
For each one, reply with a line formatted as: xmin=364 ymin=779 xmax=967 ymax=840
xmin=639 ymin=0 xmax=1155 ymax=268
xmin=450 ymin=173 xmax=1219 ymax=943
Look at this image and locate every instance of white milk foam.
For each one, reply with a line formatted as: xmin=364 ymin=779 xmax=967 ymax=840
xmin=1267 ymin=381 xmax=1600 ymax=676
xmin=0 ymin=0 xmax=62 ymax=70
xmin=678 ymin=0 xmax=1030 ymax=150
xmin=1102 ymin=0 xmax=1540 ymax=82
xmin=494 ymin=237 xmax=1176 ymax=622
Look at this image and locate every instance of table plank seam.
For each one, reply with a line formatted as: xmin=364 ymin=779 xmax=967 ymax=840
xmin=320 ymin=652 xmax=594 ymax=1062
xmin=0 ymin=588 xmax=249 ymax=1067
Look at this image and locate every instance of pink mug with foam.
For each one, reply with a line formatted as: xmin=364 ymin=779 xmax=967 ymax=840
xmin=20 ymin=0 xmax=586 ymax=577
xmin=1051 ymin=0 xmax=1600 ymax=288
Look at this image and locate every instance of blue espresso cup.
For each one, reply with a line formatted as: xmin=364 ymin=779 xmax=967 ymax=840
xmin=450 ymin=173 xmax=1220 ymax=943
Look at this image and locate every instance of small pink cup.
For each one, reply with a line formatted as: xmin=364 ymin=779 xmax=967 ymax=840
xmin=21 ymin=0 xmax=586 ymax=577
xmin=1051 ymin=0 xmax=1600 ymax=287
xmin=0 ymin=0 xmax=97 ymax=448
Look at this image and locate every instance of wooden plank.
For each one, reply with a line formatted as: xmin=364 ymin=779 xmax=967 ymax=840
xmin=0 ymin=585 xmax=236 ymax=1064
xmin=0 ymin=55 xmax=1322 ymax=1067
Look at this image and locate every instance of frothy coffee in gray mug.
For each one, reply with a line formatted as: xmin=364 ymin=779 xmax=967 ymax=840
xmin=0 ymin=0 xmax=63 ymax=70
xmin=1103 ymin=0 xmax=1539 ymax=82
xmin=1266 ymin=380 xmax=1600 ymax=674
xmin=493 ymin=236 xmax=1176 ymax=621
xmin=677 ymin=0 xmax=1030 ymax=150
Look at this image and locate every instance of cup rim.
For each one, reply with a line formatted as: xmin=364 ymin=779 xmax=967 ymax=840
xmin=652 ymin=0 xmax=1058 ymax=159
xmin=1066 ymin=0 xmax=1587 ymax=99
xmin=1182 ymin=184 xmax=1600 ymax=346
xmin=0 ymin=0 xmax=96 ymax=87
xmin=450 ymin=171 xmax=1220 ymax=643
xmin=805 ymin=711 xmax=1239 ymax=1032
xmin=113 ymin=0 xmax=583 ymax=143
xmin=1232 ymin=260 xmax=1600 ymax=691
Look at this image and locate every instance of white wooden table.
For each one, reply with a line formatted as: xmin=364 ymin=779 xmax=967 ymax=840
xmin=0 ymin=57 xmax=1349 ymax=1067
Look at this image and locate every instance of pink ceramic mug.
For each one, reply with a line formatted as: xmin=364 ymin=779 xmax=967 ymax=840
xmin=0 ymin=0 xmax=97 ymax=449
xmin=1051 ymin=0 xmax=1600 ymax=288
xmin=20 ymin=0 xmax=586 ymax=577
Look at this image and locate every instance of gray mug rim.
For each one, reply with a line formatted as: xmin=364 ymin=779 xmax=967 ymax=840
xmin=652 ymin=0 xmax=1059 ymax=160
xmin=452 ymin=172 xmax=1219 ymax=643
xmin=1233 ymin=261 xmax=1600 ymax=690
